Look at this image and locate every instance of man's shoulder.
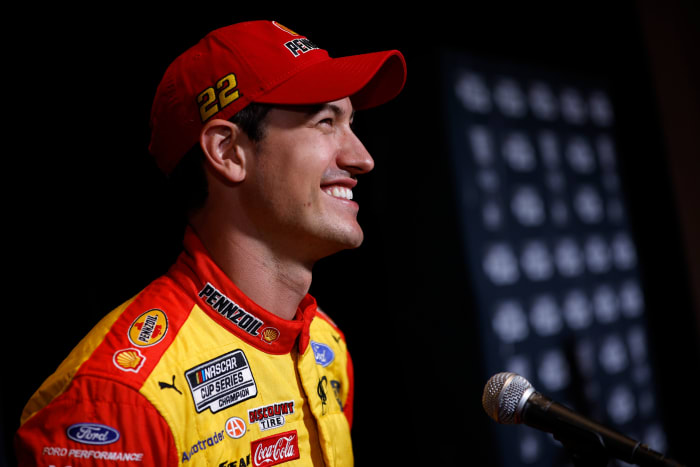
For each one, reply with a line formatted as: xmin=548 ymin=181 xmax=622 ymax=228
xmin=310 ymin=306 xmax=349 ymax=350
xmin=74 ymin=274 xmax=196 ymax=379
xmin=21 ymin=274 xmax=195 ymax=423
xmin=314 ymin=306 xmax=341 ymax=331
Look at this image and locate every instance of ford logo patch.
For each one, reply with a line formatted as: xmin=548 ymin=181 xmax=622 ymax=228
xmin=310 ymin=341 xmax=335 ymax=367
xmin=66 ymin=423 xmax=120 ymax=445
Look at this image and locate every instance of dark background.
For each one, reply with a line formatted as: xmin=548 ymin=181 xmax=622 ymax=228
xmin=4 ymin=1 xmax=699 ymax=465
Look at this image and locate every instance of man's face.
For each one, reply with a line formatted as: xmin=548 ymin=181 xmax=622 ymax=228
xmin=240 ymin=97 xmax=375 ymax=263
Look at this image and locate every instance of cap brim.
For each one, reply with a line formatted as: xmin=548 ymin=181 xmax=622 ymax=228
xmin=253 ymin=50 xmax=406 ymax=110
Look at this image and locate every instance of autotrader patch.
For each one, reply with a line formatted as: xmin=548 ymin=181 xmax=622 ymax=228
xmin=185 ymin=349 xmax=257 ymax=413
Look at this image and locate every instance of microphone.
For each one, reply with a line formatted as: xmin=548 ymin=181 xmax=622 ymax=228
xmin=482 ymin=372 xmax=684 ymax=467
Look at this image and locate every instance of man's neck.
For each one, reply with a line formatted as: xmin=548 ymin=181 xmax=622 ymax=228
xmin=190 ymin=220 xmax=313 ymax=321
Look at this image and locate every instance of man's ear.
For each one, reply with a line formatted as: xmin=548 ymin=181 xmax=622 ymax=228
xmin=199 ymin=119 xmax=252 ymax=183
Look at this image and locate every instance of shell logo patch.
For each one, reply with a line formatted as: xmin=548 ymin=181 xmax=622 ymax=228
xmin=113 ymin=348 xmax=146 ymax=373
xmin=261 ymin=327 xmax=280 ymax=344
xmin=128 ymin=309 xmax=168 ymax=347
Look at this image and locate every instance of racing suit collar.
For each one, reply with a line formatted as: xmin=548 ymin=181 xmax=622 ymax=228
xmin=170 ymin=226 xmax=317 ymax=355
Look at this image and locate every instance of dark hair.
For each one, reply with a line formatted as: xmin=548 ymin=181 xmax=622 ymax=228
xmin=167 ymin=103 xmax=272 ymax=218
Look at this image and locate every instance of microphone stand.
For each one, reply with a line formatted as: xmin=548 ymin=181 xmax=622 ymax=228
xmin=520 ymin=395 xmax=610 ymax=466
xmin=522 ymin=393 xmax=685 ymax=466
xmin=552 ymin=426 xmax=611 ymax=467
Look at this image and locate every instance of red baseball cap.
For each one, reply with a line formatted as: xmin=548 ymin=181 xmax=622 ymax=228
xmin=149 ymin=20 xmax=407 ymax=174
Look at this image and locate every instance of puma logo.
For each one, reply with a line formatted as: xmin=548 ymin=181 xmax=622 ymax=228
xmin=159 ymin=375 xmax=183 ymax=395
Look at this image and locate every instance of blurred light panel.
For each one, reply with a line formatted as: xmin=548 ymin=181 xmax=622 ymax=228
xmin=442 ymin=52 xmax=665 ymax=466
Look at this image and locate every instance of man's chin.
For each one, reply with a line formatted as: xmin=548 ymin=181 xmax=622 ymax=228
xmin=314 ymin=226 xmax=365 ymax=259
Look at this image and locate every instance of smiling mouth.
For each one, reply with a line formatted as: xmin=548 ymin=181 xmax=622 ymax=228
xmin=322 ymin=186 xmax=354 ymax=200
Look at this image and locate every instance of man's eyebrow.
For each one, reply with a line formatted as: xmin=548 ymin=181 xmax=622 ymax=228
xmin=303 ymin=103 xmax=355 ymax=120
xmin=325 ymin=103 xmax=344 ymax=116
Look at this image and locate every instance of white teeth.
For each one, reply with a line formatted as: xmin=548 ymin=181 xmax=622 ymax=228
xmin=324 ymin=186 xmax=353 ymax=200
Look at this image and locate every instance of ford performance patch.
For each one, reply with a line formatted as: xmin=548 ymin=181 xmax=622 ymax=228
xmin=310 ymin=341 xmax=335 ymax=367
xmin=66 ymin=423 xmax=120 ymax=445
xmin=185 ymin=350 xmax=257 ymax=413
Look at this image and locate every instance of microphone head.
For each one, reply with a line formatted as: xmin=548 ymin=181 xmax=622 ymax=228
xmin=482 ymin=372 xmax=534 ymax=425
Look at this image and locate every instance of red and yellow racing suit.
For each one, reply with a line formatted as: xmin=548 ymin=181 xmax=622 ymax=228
xmin=15 ymin=228 xmax=354 ymax=466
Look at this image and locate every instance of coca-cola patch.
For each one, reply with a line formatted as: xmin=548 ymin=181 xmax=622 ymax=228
xmin=251 ymin=430 xmax=300 ymax=467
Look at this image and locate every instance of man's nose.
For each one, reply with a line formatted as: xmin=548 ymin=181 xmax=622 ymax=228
xmin=338 ymin=130 xmax=375 ymax=175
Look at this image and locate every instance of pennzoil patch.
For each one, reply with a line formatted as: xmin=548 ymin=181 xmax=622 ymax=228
xmin=185 ymin=350 xmax=257 ymax=413
xmin=128 ymin=309 xmax=168 ymax=347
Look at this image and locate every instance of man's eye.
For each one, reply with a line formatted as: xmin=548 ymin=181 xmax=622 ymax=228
xmin=319 ymin=118 xmax=333 ymax=126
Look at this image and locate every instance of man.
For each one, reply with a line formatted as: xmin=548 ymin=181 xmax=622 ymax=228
xmin=15 ymin=20 xmax=406 ymax=466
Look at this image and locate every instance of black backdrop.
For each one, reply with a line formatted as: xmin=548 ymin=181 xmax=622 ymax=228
xmin=4 ymin=2 xmax=699 ymax=466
